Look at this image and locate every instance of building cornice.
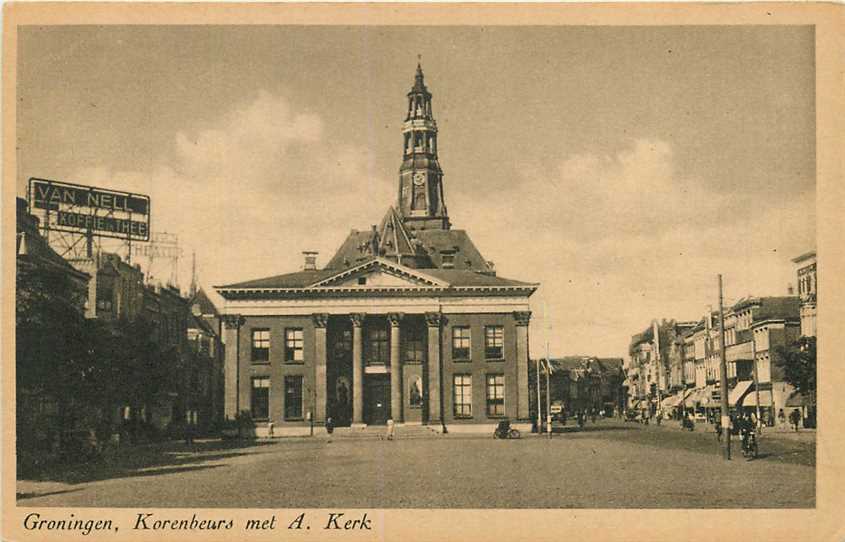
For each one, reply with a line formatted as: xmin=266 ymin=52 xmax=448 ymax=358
xmin=216 ymin=284 xmax=538 ymax=301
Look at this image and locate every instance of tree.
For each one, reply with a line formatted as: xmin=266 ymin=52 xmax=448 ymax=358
xmin=775 ymin=336 xmax=816 ymax=403
xmin=16 ymin=261 xmax=102 ymax=463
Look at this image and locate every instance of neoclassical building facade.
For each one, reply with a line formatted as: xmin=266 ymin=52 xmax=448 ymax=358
xmin=216 ymin=65 xmax=537 ymax=433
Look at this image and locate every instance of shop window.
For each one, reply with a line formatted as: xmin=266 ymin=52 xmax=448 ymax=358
xmin=251 ymin=377 xmax=270 ymax=420
xmin=252 ymin=329 xmax=270 ymax=362
xmin=284 ymin=328 xmax=303 ymax=363
xmin=486 ymin=374 xmax=505 ymax=417
xmin=453 ymin=374 xmax=472 ymax=417
xmin=284 ymin=375 xmax=303 ymax=420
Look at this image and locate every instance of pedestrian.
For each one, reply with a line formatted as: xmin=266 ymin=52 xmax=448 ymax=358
xmin=778 ymin=408 xmax=786 ymax=426
xmin=715 ymin=418 xmax=722 ymax=442
xmin=386 ymin=418 xmax=396 ymax=440
xmin=267 ymin=421 xmax=274 ymax=438
xmin=789 ymin=409 xmax=801 ymax=432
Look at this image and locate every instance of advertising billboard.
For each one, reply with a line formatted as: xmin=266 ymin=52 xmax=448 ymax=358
xmin=28 ymin=178 xmax=151 ymax=241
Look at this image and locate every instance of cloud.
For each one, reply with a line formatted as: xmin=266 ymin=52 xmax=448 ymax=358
xmin=467 ymin=138 xmax=815 ymax=357
xmin=75 ymin=90 xmax=393 ymax=296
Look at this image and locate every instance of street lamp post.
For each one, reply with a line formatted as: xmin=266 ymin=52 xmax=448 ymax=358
xmin=718 ymin=274 xmax=731 ymax=460
xmin=536 ymin=358 xmax=542 ymax=433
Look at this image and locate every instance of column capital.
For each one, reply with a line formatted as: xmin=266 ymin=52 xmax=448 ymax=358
xmin=513 ymin=311 xmax=532 ymax=326
xmin=387 ymin=312 xmax=404 ymax=327
xmin=425 ymin=312 xmax=444 ymax=327
xmin=222 ymin=314 xmax=245 ymax=329
xmin=313 ymin=313 xmax=330 ymax=328
xmin=349 ymin=313 xmax=366 ymax=327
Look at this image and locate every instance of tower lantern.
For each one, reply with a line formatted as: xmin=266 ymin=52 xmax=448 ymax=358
xmin=398 ymin=62 xmax=450 ymax=230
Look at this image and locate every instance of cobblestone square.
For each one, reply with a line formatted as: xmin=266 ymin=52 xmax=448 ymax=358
xmin=17 ymin=421 xmax=814 ymax=509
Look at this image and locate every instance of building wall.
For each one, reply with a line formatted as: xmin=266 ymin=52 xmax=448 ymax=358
xmin=236 ymin=315 xmax=317 ymax=426
xmin=441 ymin=313 xmax=519 ymax=425
xmin=223 ymin=310 xmax=524 ymax=428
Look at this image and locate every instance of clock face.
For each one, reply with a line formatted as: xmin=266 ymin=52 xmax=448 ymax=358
xmin=412 ymin=172 xmax=426 ymax=186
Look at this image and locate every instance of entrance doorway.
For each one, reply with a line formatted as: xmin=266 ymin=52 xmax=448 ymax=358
xmin=364 ymin=375 xmax=391 ymax=425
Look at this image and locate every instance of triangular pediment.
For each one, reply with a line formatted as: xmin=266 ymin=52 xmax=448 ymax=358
xmin=308 ymin=258 xmax=449 ymax=289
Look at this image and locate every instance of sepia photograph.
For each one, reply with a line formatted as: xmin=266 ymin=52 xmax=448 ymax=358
xmin=4 ymin=5 xmax=843 ymax=539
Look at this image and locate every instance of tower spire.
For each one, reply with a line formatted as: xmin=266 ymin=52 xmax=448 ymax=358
xmin=398 ymin=62 xmax=450 ymax=230
xmin=189 ymin=250 xmax=198 ymax=297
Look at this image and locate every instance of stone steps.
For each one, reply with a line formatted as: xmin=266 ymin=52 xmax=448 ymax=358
xmin=328 ymin=424 xmax=441 ymax=440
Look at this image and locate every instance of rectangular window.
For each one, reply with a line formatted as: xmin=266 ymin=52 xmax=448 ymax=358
xmin=441 ymin=252 xmax=455 ymax=268
xmin=252 ymin=329 xmax=270 ymax=362
xmin=484 ymin=326 xmax=504 ymax=359
xmin=486 ymin=374 xmax=505 ymax=417
xmin=367 ymin=327 xmax=389 ymax=364
xmin=284 ymin=328 xmax=303 ymax=363
xmin=452 ymin=326 xmax=471 ymax=361
xmin=284 ymin=375 xmax=303 ymax=420
xmin=403 ymin=326 xmax=425 ymax=364
xmin=251 ymin=377 xmax=270 ymax=419
xmin=453 ymin=374 xmax=472 ymax=417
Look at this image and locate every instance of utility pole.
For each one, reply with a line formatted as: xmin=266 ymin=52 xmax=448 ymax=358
xmin=544 ymin=300 xmax=552 ymax=437
xmin=751 ymin=334 xmax=762 ymax=430
xmin=718 ymin=274 xmax=731 ymax=460
xmin=545 ymin=359 xmax=552 ymax=438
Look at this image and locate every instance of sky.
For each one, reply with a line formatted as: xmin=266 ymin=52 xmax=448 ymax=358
xmin=16 ymin=26 xmax=816 ymax=358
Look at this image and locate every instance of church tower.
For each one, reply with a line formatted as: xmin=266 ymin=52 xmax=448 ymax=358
xmin=398 ymin=63 xmax=450 ymax=230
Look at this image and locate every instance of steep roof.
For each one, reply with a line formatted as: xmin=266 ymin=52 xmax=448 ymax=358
xmin=190 ymin=312 xmax=217 ymax=335
xmin=324 ymin=209 xmax=492 ymax=273
xmin=189 ymin=288 xmax=219 ymax=316
xmin=733 ymin=296 xmax=800 ymax=321
xmin=754 ymin=297 xmax=801 ymax=322
xmin=413 ymin=229 xmax=491 ymax=271
xmin=596 ymin=357 xmax=624 ymax=370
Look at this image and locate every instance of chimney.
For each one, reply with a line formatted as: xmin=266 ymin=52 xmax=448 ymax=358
xmin=787 ymin=283 xmax=795 ymax=296
xmin=370 ymin=225 xmax=380 ymax=256
xmin=303 ymin=251 xmax=318 ymax=271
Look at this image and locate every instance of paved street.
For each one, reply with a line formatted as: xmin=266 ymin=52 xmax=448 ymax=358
xmin=17 ymin=420 xmax=814 ymax=508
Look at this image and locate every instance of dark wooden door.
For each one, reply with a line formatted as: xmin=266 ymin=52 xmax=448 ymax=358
xmin=364 ymin=375 xmax=391 ymax=425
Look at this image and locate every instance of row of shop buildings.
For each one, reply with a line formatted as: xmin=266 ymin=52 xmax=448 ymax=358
xmin=624 ymin=251 xmax=817 ymax=429
xmin=16 ymin=196 xmax=225 ymax=462
xmin=529 ymin=357 xmax=626 ymax=422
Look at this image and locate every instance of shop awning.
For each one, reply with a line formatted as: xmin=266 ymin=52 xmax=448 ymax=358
xmin=743 ymin=390 xmax=773 ymax=407
xmin=687 ymin=388 xmax=707 ymax=405
xmin=661 ymin=393 xmax=685 ymax=408
xmin=786 ymin=391 xmax=814 ymax=407
xmin=675 ymin=388 xmax=694 ymax=406
xmin=729 ymin=380 xmax=754 ymax=407
xmin=702 ymin=385 xmax=723 ymax=408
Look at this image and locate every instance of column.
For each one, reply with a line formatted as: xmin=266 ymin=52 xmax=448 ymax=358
xmin=313 ymin=313 xmax=329 ymax=424
xmin=350 ymin=313 xmax=365 ymax=425
xmin=222 ymin=314 xmax=244 ymax=419
xmin=514 ymin=311 xmax=532 ymax=421
xmin=388 ymin=313 xmax=403 ymax=423
xmin=425 ymin=312 xmax=443 ymax=424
